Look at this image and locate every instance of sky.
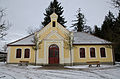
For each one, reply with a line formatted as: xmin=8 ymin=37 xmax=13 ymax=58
xmin=0 ymin=0 xmax=118 ymax=50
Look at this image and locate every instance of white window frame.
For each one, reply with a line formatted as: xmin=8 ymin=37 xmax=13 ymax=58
xmin=99 ymin=47 xmax=107 ymax=58
xmin=24 ymin=48 xmax=31 ymax=59
xmin=89 ymin=47 xmax=97 ymax=58
xmin=15 ymin=48 xmax=22 ymax=59
xmin=79 ymin=47 xmax=86 ymax=59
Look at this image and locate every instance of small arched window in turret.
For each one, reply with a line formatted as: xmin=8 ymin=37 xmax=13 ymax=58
xmin=52 ymin=21 xmax=56 ymax=27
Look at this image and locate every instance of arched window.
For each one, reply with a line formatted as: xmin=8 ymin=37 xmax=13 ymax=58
xmin=24 ymin=49 xmax=30 ymax=58
xmin=100 ymin=47 xmax=106 ymax=57
xmin=16 ymin=49 xmax=21 ymax=58
xmin=90 ymin=48 xmax=96 ymax=58
xmin=80 ymin=48 xmax=85 ymax=58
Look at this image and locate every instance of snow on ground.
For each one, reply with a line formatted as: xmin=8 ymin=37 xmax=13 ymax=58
xmin=0 ymin=62 xmax=120 ymax=79
xmin=65 ymin=64 xmax=116 ymax=69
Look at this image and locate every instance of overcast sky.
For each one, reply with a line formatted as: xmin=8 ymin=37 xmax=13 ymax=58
xmin=0 ymin=0 xmax=118 ymax=50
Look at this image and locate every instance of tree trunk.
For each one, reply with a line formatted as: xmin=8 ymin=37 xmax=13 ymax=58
xmin=35 ymin=50 xmax=37 ymax=66
xmin=70 ymin=48 xmax=73 ymax=66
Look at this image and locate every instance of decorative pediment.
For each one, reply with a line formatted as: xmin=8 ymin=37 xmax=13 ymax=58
xmin=35 ymin=13 xmax=70 ymax=42
xmin=44 ymin=31 xmax=64 ymax=40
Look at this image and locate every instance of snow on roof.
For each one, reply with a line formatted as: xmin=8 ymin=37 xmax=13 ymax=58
xmin=0 ymin=51 xmax=7 ymax=54
xmin=8 ymin=32 xmax=111 ymax=46
xmin=73 ymin=32 xmax=111 ymax=44
xmin=8 ymin=34 xmax=35 ymax=46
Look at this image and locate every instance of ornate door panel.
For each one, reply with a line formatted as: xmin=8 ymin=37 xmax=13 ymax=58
xmin=49 ymin=44 xmax=59 ymax=64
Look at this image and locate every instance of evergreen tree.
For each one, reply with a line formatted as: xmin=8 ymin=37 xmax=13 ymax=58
xmin=101 ymin=11 xmax=120 ymax=61
xmin=111 ymin=0 xmax=120 ymax=9
xmin=101 ymin=11 xmax=115 ymax=41
xmin=71 ymin=8 xmax=85 ymax=32
xmin=113 ymin=11 xmax=120 ymax=61
xmin=93 ymin=25 xmax=102 ymax=38
xmin=42 ymin=0 xmax=67 ymax=27
xmin=84 ymin=25 xmax=92 ymax=34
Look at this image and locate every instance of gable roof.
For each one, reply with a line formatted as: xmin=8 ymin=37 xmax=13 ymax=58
xmin=7 ymin=32 xmax=111 ymax=46
xmin=73 ymin=32 xmax=111 ymax=45
xmin=7 ymin=34 xmax=35 ymax=46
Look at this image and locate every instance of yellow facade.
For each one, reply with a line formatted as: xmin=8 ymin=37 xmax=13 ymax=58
xmin=8 ymin=46 xmax=35 ymax=64
xmin=7 ymin=13 xmax=114 ymax=65
xmin=73 ymin=45 xmax=113 ymax=64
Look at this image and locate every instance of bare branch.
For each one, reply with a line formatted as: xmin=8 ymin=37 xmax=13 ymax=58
xmin=27 ymin=25 xmax=43 ymax=35
xmin=0 ymin=8 xmax=10 ymax=39
xmin=111 ymin=0 xmax=120 ymax=9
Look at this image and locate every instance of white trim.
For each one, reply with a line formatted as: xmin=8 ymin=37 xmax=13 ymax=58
xmin=44 ymin=40 xmax=64 ymax=64
xmin=36 ymin=33 xmax=40 ymax=64
xmin=89 ymin=47 xmax=97 ymax=58
xmin=15 ymin=48 xmax=22 ymax=59
xmin=64 ymin=58 xmax=70 ymax=63
xmin=37 ymin=58 xmax=44 ymax=64
xmin=44 ymin=31 xmax=64 ymax=40
xmin=57 ymin=23 xmax=69 ymax=34
xmin=38 ymin=23 xmax=51 ymax=36
xmin=36 ymin=47 xmax=39 ymax=63
xmin=44 ymin=41 xmax=47 ymax=64
xmin=79 ymin=47 xmax=86 ymax=59
xmin=23 ymin=48 xmax=31 ymax=59
xmin=44 ymin=39 xmax=63 ymax=41
xmin=7 ymin=47 xmax=11 ymax=63
xmin=61 ymin=41 xmax=64 ymax=64
xmin=99 ymin=47 xmax=107 ymax=58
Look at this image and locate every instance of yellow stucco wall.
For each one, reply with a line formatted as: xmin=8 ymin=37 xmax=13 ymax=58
xmin=73 ymin=45 xmax=113 ymax=63
xmin=8 ymin=46 xmax=35 ymax=63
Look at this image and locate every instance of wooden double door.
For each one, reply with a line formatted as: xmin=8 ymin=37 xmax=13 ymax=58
xmin=49 ymin=44 xmax=59 ymax=64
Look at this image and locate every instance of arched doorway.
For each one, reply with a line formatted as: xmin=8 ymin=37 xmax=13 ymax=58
xmin=49 ymin=44 xmax=59 ymax=64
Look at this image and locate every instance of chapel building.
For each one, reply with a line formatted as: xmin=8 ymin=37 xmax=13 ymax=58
xmin=7 ymin=13 xmax=114 ymax=65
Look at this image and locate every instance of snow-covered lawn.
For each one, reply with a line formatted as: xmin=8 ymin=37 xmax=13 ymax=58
xmin=0 ymin=62 xmax=120 ymax=79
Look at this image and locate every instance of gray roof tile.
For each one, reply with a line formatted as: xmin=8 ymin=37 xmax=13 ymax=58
xmin=8 ymin=32 xmax=111 ymax=46
xmin=8 ymin=34 xmax=34 ymax=45
xmin=73 ymin=32 xmax=111 ymax=44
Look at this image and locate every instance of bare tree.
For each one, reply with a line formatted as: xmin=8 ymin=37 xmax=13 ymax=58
xmin=2 ymin=43 xmax=7 ymax=52
xmin=0 ymin=9 xmax=9 ymax=39
xmin=31 ymin=34 xmax=42 ymax=66
xmin=64 ymin=32 xmax=74 ymax=66
xmin=27 ymin=25 xmax=43 ymax=65
xmin=27 ymin=25 xmax=43 ymax=35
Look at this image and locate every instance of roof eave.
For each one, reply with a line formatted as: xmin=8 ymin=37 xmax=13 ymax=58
xmin=7 ymin=44 xmax=35 ymax=46
xmin=73 ymin=43 xmax=112 ymax=45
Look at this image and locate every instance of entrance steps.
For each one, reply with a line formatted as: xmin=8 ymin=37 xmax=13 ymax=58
xmin=42 ymin=64 xmax=66 ymax=69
